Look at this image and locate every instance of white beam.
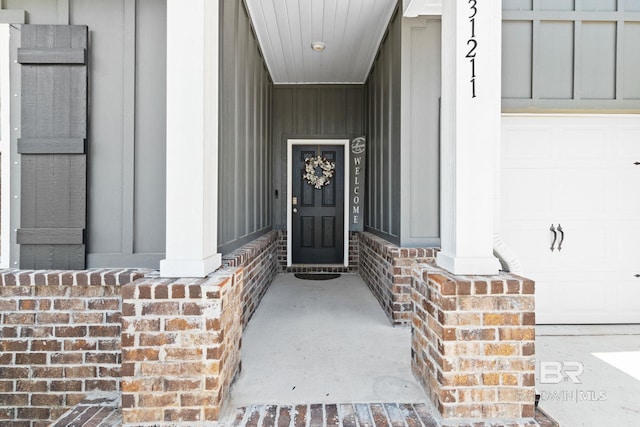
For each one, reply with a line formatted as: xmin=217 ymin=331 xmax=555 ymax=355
xmin=160 ymin=0 xmax=221 ymax=278
xmin=436 ymin=0 xmax=501 ymax=275
xmin=402 ymin=0 xmax=442 ymax=17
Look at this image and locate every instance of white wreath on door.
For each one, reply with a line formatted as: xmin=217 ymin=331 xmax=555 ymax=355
xmin=303 ymin=156 xmax=336 ymax=189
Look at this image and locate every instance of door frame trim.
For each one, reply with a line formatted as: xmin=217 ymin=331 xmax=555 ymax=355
xmin=287 ymin=139 xmax=350 ymax=267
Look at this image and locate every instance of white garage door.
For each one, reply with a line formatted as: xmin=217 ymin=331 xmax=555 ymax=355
xmin=501 ymin=115 xmax=640 ymax=324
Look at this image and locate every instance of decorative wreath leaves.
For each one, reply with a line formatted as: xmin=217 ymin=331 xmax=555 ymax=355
xmin=303 ymin=155 xmax=336 ymax=189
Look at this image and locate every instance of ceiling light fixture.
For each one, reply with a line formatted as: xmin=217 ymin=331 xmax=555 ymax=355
xmin=311 ymin=42 xmax=326 ymax=52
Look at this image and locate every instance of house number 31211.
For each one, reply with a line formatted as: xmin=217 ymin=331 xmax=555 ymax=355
xmin=466 ymin=0 xmax=478 ymax=98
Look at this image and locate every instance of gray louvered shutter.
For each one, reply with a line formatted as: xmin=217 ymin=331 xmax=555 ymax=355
xmin=17 ymin=25 xmax=87 ymax=269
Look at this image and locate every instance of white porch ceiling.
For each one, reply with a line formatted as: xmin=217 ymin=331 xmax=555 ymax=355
xmin=244 ymin=0 xmax=398 ymax=84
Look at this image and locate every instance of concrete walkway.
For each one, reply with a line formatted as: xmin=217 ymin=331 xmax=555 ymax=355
xmin=224 ymin=273 xmax=429 ymax=408
xmin=535 ymin=325 xmax=640 ymax=427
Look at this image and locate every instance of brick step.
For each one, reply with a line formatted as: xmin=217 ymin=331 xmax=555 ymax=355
xmin=229 ymin=403 xmax=559 ymax=427
xmin=230 ymin=403 xmax=439 ymax=427
xmin=50 ymin=392 xmax=121 ymax=427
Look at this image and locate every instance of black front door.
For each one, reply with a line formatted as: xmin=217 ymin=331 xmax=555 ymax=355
xmin=292 ymin=145 xmax=344 ymax=264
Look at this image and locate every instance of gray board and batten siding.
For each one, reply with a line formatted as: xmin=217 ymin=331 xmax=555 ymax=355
xmin=5 ymin=0 xmax=167 ymax=269
xmin=365 ymin=9 xmax=442 ymax=248
xmin=365 ymin=7 xmax=402 ymax=245
xmin=218 ymin=0 xmax=273 ymax=255
xmin=502 ymin=0 xmax=640 ymax=111
xmin=271 ymin=85 xmax=366 ymax=232
xmin=400 ymin=16 xmax=441 ymax=248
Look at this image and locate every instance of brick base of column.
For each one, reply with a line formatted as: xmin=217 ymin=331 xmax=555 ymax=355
xmin=411 ymin=263 xmax=536 ymax=425
xmin=120 ymin=268 xmax=243 ymax=426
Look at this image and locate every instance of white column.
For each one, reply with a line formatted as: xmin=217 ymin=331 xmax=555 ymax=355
xmin=436 ymin=0 xmax=501 ymax=275
xmin=160 ymin=0 xmax=221 ymax=278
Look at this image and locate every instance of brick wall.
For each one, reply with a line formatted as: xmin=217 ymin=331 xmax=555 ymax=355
xmin=359 ymin=232 xmax=437 ymax=325
xmin=0 ymin=269 xmax=147 ymax=427
xmin=348 ymin=232 xmax=359 ymax=269
xmin=411 ymin=263 xmax=536 ymax=425
xmin=121 ymin=268 xmax=243 ymax=426
xmin=277 ymin=230 xmax=287 ymax=270
xmin=222 ymin=231 xmax=278 ymax=326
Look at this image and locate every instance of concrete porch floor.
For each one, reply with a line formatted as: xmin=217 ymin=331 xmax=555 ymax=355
xmin=224 ymin=273 xmax=429 ymax=408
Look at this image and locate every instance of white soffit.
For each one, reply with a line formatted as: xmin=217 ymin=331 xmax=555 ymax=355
xmin=402 ymin=0 xmax=442 ymax=17
xmin=245 ymin=0 xmax=397 ymax=84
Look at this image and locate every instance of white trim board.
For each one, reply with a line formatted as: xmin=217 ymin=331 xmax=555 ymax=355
xmin=286 ymin=139 xmax=350 ymax=268
xmin=0 ymin=24 xmax=11 ymax=268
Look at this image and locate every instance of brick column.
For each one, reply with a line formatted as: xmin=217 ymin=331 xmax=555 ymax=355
xmin=411 ymin=264 xmax=536 ymax=424
xmin=121 ymin=269 xmax=243 ymax=425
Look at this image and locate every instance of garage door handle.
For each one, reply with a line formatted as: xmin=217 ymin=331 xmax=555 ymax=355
xmin=550 ymin=224 xmax=557 ymax=251
xmin=557 ymin=224 xmax=564 ymax=251
xmin=635 ymin=161 xmax=640 ymax=165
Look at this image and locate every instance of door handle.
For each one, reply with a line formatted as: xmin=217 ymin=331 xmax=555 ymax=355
xmin=292 ymin=208 xmax=298 ymax=214
xmin=557 ymin=224 xmax=564 ymax=251
xmin=550 ymin=224 xmax=557 ymax=252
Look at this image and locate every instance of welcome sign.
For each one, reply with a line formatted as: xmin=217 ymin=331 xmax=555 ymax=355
xmin=349 ymin=137 xmax=366 ymax=231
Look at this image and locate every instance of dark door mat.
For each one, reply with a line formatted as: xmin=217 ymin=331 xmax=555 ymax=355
xmin=294 ymin=273 xmax=341 ymax=280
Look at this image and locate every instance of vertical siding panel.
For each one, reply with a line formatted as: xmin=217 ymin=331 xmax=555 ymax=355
xmin=375 ymin=63 xmax=382 ymax=232
xmin=623 ymin=22 xmax=640 ymax=98
xmin=502 ymin=21 xmax=533 ymax=99
xmin=295 ymin=88 xmax=318 ymax=134
xmin=257 ymin=66 xmax=264 ymax=230
xmin=236 ymin=7 xmax=247 ymax=238
xmin=364 ymin=10 xmax=402 ymax=244
xmin=272 ymin=88 xmax=292 ymax=229
xmin=402 ymin=18 xmax=441 ymax=246
xmin=134 ymin=0 xmax=166 ymax=256
xmin=345 ymin=87 xmax=364 ymax=135
xmin=217 ymin=0 xmax=273 ymax=253
xmin=266 ymin=81 xmax=273 ymax=229
xmin=390 ymin=15 xmax=401 ymax=238
xmin=72 ymin=0 xmax=125 ymax=256
xmin=319 ymin=88 xmax=346 ymax=134
xmin=245 ymin=32 xmax=255 ymax=234
xmin=220 ymin=0 xmax=237 ymax=246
